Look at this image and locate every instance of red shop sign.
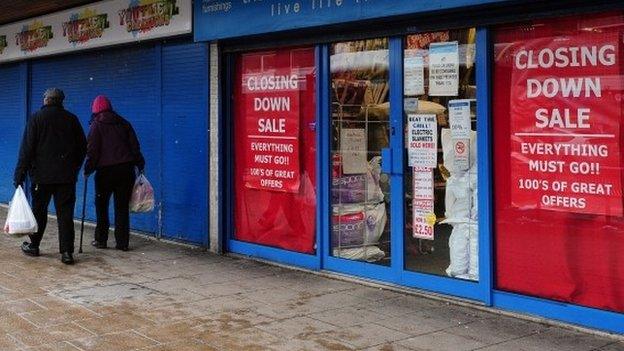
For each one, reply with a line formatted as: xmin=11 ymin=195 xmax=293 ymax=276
xmin=242 ymin=72 xmax=301 ymax=193
xmin=509 ymin=33 xmax=623 ymax=216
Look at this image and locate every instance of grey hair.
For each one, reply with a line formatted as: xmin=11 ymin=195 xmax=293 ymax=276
xmin=43 ymin=88 xmax=65 ymax=106
xmin=44 ymin=96 xmax=63 ymax=106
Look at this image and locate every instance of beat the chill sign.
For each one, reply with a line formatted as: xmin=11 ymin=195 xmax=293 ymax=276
xmin=509 ymin=33 xmax=623 ymax=216
xmin=243 ymin=73 xmax=301 ymax=193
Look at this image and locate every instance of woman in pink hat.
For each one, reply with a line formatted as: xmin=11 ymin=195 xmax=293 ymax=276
xmin=84 ymin=95 xmax=144 ymax=251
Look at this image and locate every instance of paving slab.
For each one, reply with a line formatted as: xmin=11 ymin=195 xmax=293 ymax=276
xmin=315 ymin=323 xmax=412 ymax=349
xmin=396 ymin=330 xmax=489 ymax=351
xmin=0 ymin=208 xmax=620 ymax=350
xmin=475 ymin=327 xmax=617 ymax=351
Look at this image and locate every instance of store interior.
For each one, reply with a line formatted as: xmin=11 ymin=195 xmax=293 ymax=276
xmin=330 ymin=28 xmax=479 ymax=281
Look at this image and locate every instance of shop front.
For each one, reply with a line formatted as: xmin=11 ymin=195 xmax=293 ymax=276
xmin=0 ymin=0 xmax=209 ymax=245
xmin=196 ymin=0 xmax=624 ymax=334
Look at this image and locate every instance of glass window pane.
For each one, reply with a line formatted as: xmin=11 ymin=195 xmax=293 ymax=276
xmin=493 ymin=12 xmax=624 ymax=313
xmin=233 ymin=47 xmax=317 ymax=254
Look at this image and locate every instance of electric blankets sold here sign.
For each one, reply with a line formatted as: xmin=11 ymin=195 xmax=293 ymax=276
xmin=509 ymin=33 xmax=623 ymax=216
xmin=242 ymin=73 xmax=301 ymax=193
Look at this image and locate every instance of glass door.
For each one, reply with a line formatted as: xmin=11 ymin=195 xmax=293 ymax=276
xmin=325 ymin=30 xmax=488 ymax=300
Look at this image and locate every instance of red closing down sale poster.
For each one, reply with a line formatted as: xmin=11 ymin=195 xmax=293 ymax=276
xmin=243 ymin=75 xmax=301 ymax=193
xmin=509 ymin=33 xmax=623 ymax=216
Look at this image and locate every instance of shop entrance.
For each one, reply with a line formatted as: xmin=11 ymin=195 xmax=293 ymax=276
xmin=227 ymin=30 xmax=491 ymax=301
xmin=325 ymin=30 xmax=487 ymax=300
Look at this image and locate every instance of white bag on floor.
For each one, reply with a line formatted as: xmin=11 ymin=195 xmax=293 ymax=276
xmin=3 ymin=186 xmax=38 ymax=236
xmin=333 ymin=246 xmax=385 ymax=262
xmin=130 ymin=174 xmax=155 ymax=213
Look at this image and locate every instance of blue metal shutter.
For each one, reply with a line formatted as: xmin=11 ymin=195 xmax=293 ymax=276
xmin=160 ymin=40 xmax=209 ymax=245
xmin=0 ymin=63 xmax=27 ymax=203
xmin=29 ymin=45 xmax=160 ymax=234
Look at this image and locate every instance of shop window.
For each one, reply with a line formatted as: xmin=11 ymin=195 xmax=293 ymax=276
xmin=330 ymin=38 xmax=391 ymax=265
xmin=233 ymin=47 xmax=317 ymax=254
xmin=402 ymin=29 xmax=479 ymax=281
xmin=493 ymin=12 xmax=624 ymax=312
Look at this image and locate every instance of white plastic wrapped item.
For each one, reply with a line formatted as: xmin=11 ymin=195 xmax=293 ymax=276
xmin=333 ymin=246 xmax=385 ymax=262
xmin=332 ymin=174 xmax=367 ymax=204
xmin=471 ymin=188 xmax=478 ymax=221
xmin=332 ymin=207 xmax=367 ymax=248
xmin=331 ymin=202 xmax=387 ymax=263
xmin=331 ymin=202 xmax=387 ymax=248
xmin=444 ymin=173 xmax=472 ymax=224
xmin=447 ymin=223 xmax=479 ymax=280
xmin=365 ymin=202 xmax=387 ymax=244
xmin=468 ymin=223 xmax=479 ymax=280
xmin=130 ymin=174 xmax=155 ymax=213
xmin=3 ymin=186 xmax=38 ymax=236
xmin=469 ymin=165 xmax=478 ymax=221
xmin=471 ymin=187 xmax=479 ymax=221
xmin=330 ymin=50 xmax=389 ymax=73
xmin=445 ymin=223 xmax=470 ymax=277
xmin=332 ymin=156 xmax=384 ymax=204
xmin=367 ymin=156 xmax=384 ymax=203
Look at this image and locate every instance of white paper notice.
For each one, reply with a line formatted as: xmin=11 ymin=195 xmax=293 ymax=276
xmin=429 ymin=41 xmax=459 ymax=96
xmin=448 ymin=99 xmax=472 ymax=171
xmin=407 ymin=114 xmax=437 ymax=168
xmin=340 ymin=128 xmax=368 ymax=174
xmin=412 ymin=167 xmax=435 ymax=240
xmin=448 ymin=99 xmax=472 ymax=139
xmin=404 ymin=54 xmax=425 ymax=96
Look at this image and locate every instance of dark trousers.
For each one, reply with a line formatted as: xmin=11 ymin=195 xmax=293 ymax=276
xmin=94 ymin=163 xmax=134 ymax=249
xmin=29 ymin=183 xmax=76 ymax=253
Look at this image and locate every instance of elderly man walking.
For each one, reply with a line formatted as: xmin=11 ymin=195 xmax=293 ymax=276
xmin=13 ymin=88 xmax=87 ymax=264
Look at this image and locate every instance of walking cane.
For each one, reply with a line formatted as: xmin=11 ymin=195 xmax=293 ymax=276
xmin=79 ymin=176 xmax=88 ymax=254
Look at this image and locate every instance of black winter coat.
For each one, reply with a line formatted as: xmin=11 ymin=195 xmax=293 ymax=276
xmin=14 ymin=105 xmax=87 ymax=185
xmin=84 ymin=111 xmax=145 ymax=175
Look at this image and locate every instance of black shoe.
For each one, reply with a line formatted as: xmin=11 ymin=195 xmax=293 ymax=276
xmin=61 ymin=252 xmax=74 ymax=265
xmin=21 ymin=242 xmax=40 ymax=257
xmin=115 ymin=246 xmax=129 ymax=252
xmin=91 ymin=240 xmax=107 ymax=249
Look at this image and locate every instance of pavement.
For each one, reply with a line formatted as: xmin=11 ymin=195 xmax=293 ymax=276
xmin=0 ymin=208 xmax=622 ymax=351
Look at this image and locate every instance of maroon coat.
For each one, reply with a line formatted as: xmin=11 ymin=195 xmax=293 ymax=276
xmin=84 ymin=111 xmax=145 ymax=175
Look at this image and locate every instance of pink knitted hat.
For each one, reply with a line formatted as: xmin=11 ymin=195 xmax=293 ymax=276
xmin=92 ymin=95 xmax=112 ymax=114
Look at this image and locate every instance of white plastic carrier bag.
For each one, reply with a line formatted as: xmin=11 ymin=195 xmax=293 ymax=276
xmin=3 ymin=186 xmax=38 ymax=236
xmin=130 ymin=174 xmax=155 ymax=213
